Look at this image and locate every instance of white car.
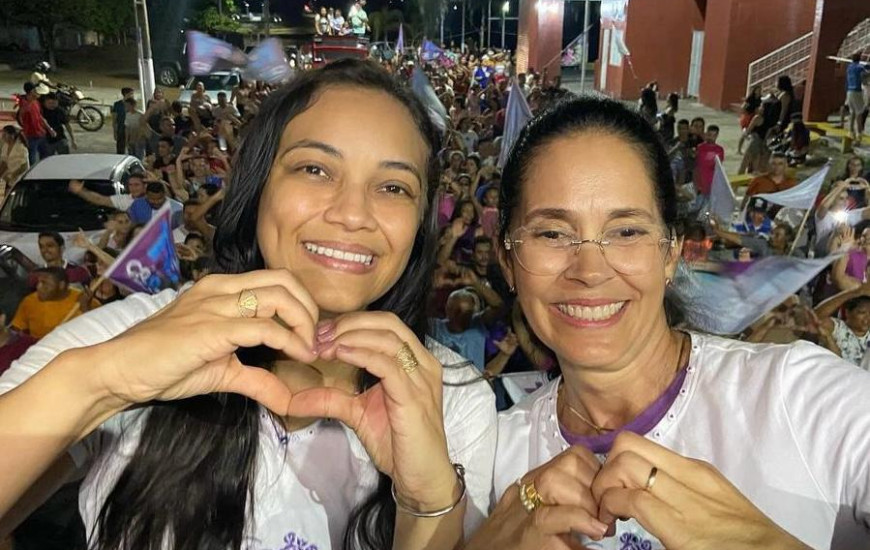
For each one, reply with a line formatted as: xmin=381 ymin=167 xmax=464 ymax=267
xmin=178 ymin=71 xmax=241 ymax=107
xmin=0 ymin=154 xmax=145 ymax=264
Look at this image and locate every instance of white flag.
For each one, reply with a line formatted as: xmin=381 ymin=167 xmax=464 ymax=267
xmin=497 ymin=80 xmax=534 ymax=169
xmin=410 ymin=68 xmax=448 ymax=133
xmin=680 ymin=255 xmax=839 ymax=335
xmin=709 ymin=155 xmax=736 ymax=223
xmin=754 ymin=164 xmax=830 ymax=210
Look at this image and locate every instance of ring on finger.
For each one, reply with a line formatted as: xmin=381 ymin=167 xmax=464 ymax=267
xmin=516 ymin=478 xmax=544 ymax=513
xmin=645 ymin=466 xmax=658 ymax=492
xmin=395 ymin=342 xmax=419 ymax=374
xmin=238 ymin=289 xmax=258 ymax=318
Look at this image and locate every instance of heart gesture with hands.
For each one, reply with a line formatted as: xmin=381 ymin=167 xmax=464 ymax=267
xmin=466 ymin=431 xmax=811 ymax=550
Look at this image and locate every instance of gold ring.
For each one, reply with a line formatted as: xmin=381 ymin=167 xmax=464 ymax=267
xmin=645 ymin=466 xmax=658 ymax=492
xmin=396 ymin=342 xmax=419 ymax=374
xmin=237 ymin=289 xmax=258 ymax=318
xmin=516 ymin=479 xmax=543 ymax=513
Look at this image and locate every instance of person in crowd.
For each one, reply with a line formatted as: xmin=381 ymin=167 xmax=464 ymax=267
xmin=680 ymin=223 xmax=713 ymax=264
xmin=781 ymin=112 xmax=811 ymax=166
xmin=18 ymin=82 xmax=54 ymax=165
xmin=834 ymin=155 xmax=870 ymax=209
xmin=713 ymin=219 xmax=795 ymax=259
xmin=741 ymin=152 xmax=796 ymax=209
xmin=0 ymin=59 xmax=495 ymax=550
xmin=738 ymin=95 xmax=778 ymax=175
xmin=330 ymin=7 xmax=348 ymax=35
xmin=814 ymin=179 xmax=870 ymax=256
xmin=26 ymin=232 xmax=91 ymax=289
xmin=112 ymin=87 xmax=134 ymax=154
xmin=212 ymin=92 xmax=242 ymax=127
xmin=732 ymin=196 xmax=774 ymax=237
xmin=438 ymin=198 xmax=485 ymax=265
xmin=147 ymin=116 xmax=185 ymax=157
xmin=637 ymin=86 xmax=658 ymax=126
xmin=123 ymin=97 xmax=147 ymax=159
xmin=657 ymin=92 xmax=678 ymax=143
xmin=693 ymin=124 xmax=724 ymax=201
xmin=0 ymin=125 xmax=29 ymax=202
xmin=315 ymin=5 xmax=331 ymax=35
xmin=41 ymin=93 xmax=76 ymax=156
xmin=11 ymin=268 xmax=94 ymax=339
xmin=189 ymin=81 xmax=214 ymax=126
xmin=824 ymin=224 xmax=870 ymax=294
xmin=744 ymin=295 xmax=838 ymax=352
xmin=143 ymin=88 xmax=171 ymax=144
xmin=349 ymin=0 xmax=369 ymax=36
xmin=183 ymin=232 xmax=207 ymax=258
xmin=739 ymin=85 xmax=762 ymax=131
xmin=170 ymin=100 xmax=194 ymax=135
xmin=774 ymin=75 xmax=797 ymax=129
xmin=667 ymin=118 xmax=692 ymax=187
xmin=846 ymin=52 xmax=869 ymax=146
xmin=93 ymin=210 xmax=132 ymax=251
xmin=69 ymin=170 xmax=147 ymax=214
xmin=814 ymin=285 xmax=870 ymax=366
xmin=145 ymin=137 xmax=179 ymax=183
xmin=466 ymin=95 xmax=870 ymax=550
xmin=0 ymin=313 xmax=36 ymax=377
xmin=128 ymin=181 xmax=184 ymax=228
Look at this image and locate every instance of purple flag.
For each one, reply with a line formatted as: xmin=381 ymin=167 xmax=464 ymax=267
xmin=396 ymin=24 xmax=405 ymax=54
xmin=187 ymin=31 xmax=292 ymax=83
xmin=497 ymin=80 xmax=534 ymax=168
xmin=421 ymin=40 xmax=444 ymax=62
xmin=104 ymin=203 xmax=181 ymax=294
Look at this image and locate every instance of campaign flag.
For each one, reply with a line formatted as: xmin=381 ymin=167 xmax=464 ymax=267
xmin=410 ymin=67 xmax=448 ymax=132
xmin=680 ymin=255 xmax=839 ymax=335
xmin=396 ymin=24 xmax=405 ymax=54
xmin=497 ymin=80 xmax=534 ymax=168
xmin=709 ymin=155 xmax=736 ymax=223
xmin=104 ymin=203 xmax=181 ymax=294
xmin=421 ymin=40 xmax=444 ymax=62
xmin=754 ymin=164 xmax=830 ymax=210
xmin=187 ymin=31 xmax=291 ymax=84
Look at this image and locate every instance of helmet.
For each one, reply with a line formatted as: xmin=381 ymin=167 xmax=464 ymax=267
xmin=35 ymin=61 xmax=50 ymax=73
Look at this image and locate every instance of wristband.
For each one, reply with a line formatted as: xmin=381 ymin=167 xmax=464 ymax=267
xmin=391 ymin=463 xmax=466 ymax=518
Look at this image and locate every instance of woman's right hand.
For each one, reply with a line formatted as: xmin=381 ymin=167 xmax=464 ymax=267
xmin=464 ymin=446 xmax=608 ymax=550
xmin=89 ymin=269 xmax=319 ymax=415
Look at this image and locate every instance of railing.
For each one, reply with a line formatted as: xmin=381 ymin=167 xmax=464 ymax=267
xmin=838 ymin=17 xmax=870 ymax=61
xmin=746 ymin=32 xmax=813 ymax=96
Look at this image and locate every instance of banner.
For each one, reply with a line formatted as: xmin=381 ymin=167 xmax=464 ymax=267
xmin=396 ymin=24 xmax=405 ymax=54
xmin=754 ymin=164 xmax=830 ymax=211
xmin=497 ymin=80 xmax=534 ymax=168
xmin=104 ymin=203 xmax=182 ymax=294
xmin=410 ymin=68 xmax=448 ymax=132
xmin=709 ymin=155 xmax=736 ymax=223
xmin=187 ymin=31 xmax=292 ymax=84
xmin=421 ymin=40 xmax=444 ymax=62
xmin=681 ymin=255 xmax=840 ymax=335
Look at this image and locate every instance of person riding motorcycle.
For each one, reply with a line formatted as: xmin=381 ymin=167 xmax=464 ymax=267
xmin=29 ymin=62 xmax=54 ymax=96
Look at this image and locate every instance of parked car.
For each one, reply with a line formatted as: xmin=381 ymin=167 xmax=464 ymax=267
xmin=0 ymin=154 xmax=144 ymax=265
xmin=178 ymin=71 xmax=241 ymax=106
xmin=312 ymin=35 xmax=370 ymax=68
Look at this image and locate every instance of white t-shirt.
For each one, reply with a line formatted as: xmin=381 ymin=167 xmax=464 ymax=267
xmin=109 ymin=194 xmax=134 ymax=211
xmin=0 ymin=289 xmax=496 ymax=550
xmin=492 ymin=332 xmax=870 ymax=550
xmin=830 ymin=316 xmax=870 ymax=366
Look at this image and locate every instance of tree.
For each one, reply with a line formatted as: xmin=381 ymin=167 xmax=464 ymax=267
xmin=0 ymin=0 xmax=92 ymax=67
xmin=79 ymin=0 xmax=135 ymax=44
xmin=191 ymin=0 xmax=241 ymax=34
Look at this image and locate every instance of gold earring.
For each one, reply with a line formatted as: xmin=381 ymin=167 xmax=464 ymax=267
xmin=665 ymin=278 xmax=672 ymax=287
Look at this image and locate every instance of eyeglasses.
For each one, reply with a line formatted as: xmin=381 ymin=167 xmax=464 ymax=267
xmin=504 ymin=223 xmax=675 ymax=276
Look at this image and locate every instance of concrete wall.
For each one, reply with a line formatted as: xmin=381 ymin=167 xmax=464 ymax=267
xmin=699 ymin=0 xmax=815 ymax=110
xmin=517 ymin=0 xmax=565 ymax=78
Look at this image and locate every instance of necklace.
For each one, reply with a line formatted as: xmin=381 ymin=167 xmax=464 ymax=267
xmin=558 ymin=332 xmax=689 ymax=436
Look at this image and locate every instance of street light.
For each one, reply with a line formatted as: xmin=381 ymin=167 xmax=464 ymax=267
xmin=501 ymin=0 xmax=509 ymax=50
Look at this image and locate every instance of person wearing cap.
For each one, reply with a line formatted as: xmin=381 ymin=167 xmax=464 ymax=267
xmin=733 ymin=196 xmax=773 ymax=237
xmin=18 ymin=81 xmax=55 ymax=165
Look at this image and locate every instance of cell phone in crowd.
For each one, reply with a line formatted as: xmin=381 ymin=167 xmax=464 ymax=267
xmin=847 ymin=183 xmax=867 ymax=208
xmin=205 ymin=175 xmax=223 ymax=188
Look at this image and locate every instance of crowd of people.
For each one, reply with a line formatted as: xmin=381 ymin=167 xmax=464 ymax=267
xmin=313 ymin=0 xmax=370 ymax=37
xmin=1 ymin=36 xmax=870 ymax=550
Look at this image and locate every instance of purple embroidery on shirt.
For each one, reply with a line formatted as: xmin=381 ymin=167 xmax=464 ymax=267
xmin=619 ymin=533 xmax=653 ymax=550
xmin=261 ymin=531 xmax=318 ymax=550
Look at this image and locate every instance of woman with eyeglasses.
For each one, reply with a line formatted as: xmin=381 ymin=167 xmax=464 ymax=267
xmin=464 ymin=97 xmax=870 ymax=550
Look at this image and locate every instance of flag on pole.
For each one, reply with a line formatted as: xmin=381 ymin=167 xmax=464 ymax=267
xmin=187 ymin=31 xmax=292 ymax=84
xmin=680 ymin=255 xmax=839 ymax=335
xmin=421 ymin=40 xmax=444 ymax=62
xmin=709 ymin=155 xmax=737 ymax=223
xmin=396 ymin=24 xmax=404 ymax=54
xmin=497 ymin=80 xmax=534 ymax=168
xmin=410 ymin=67 xmax=448 ymax=132
xmin=753 ymin=164 xmax=831 ymax=210
xmin=104 ymin=203 xmax=182 ymax=294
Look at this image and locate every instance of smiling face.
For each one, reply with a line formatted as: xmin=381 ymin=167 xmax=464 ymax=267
xmin=257 ymin=87 xmax=429 ymax=315
xmin=499 ymin=131 xmax=678 ymax=369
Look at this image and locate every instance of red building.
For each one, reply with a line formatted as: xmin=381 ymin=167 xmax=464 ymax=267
xmin=582 ymin=0 xmax=870 ymax=120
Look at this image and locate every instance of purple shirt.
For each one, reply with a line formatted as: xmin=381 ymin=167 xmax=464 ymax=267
xmin=560 ymin=366 xmax=689 ymax=454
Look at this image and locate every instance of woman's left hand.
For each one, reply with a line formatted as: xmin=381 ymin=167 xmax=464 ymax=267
xmin=591 ymin=432 xmax=810 ymax=550
xmin=288 ymin=312 xmax=458 ymax=510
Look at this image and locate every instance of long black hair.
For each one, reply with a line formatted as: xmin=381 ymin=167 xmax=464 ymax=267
xmin=93 ymin=59 xmax=442 ymax=550
xmin=498 ymin=95 xmax=685 ymax=325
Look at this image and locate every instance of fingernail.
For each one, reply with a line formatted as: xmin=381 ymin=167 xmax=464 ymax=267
xmin=316 ymin=321 xmax=335 ymax=337
xmin=592 ymin=520 xmax=609 ymax=536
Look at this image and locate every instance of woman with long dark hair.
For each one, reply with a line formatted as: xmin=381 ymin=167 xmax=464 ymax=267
xmin=465 ymin=96 xmax=870 ymax=549
xmin=0 ymin=60 xmax=495 ymax=550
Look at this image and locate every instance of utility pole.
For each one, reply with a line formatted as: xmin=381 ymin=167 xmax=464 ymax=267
xmin=501 ymin=0 xmax=508 ymax=50
xmin=487 ymin=0 xmax=491 ymax=48
xmin=264 ymin=0 xmax=271 ymax=37
xmin=461 ymin=0 xmax=466 ymax=52
xmin=580 ymin=0 xmax=590 ymax=90
xmin=132 ymin=0 xmax=155 ymax=101
xmin=218 ymin=0 xmax=223 ymax=17
xmin=440 ymin=2 xmax=445 ymax=45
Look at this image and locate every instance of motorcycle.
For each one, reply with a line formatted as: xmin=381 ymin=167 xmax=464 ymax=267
xmin=29 ymin=70 xmax=105 ymax=132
